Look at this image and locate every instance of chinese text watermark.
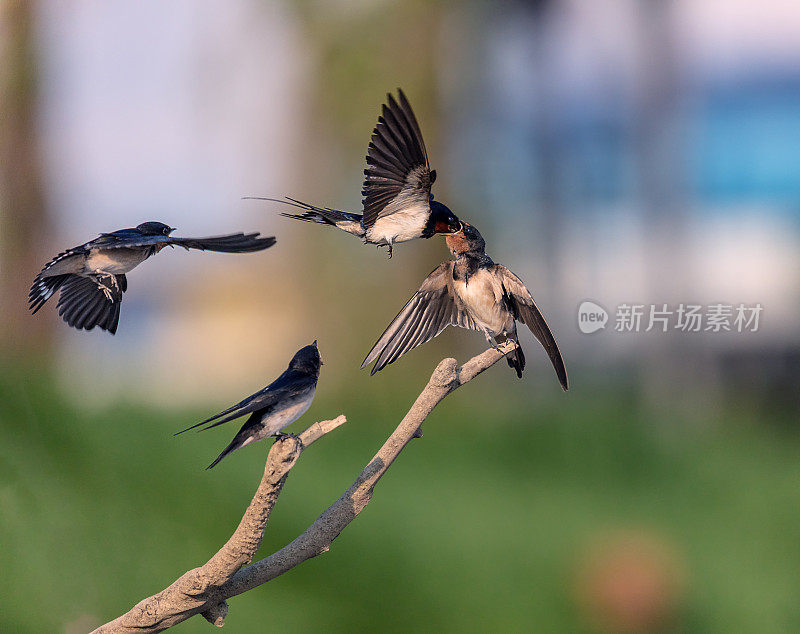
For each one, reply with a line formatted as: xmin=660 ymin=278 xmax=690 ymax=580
xmin=578 ymin=302 xmax=762 ymax=334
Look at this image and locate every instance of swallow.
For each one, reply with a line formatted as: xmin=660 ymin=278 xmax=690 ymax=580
xmin=29 ymin=222 xmax=276 ymax=334
xmin=246 ymin=88 xmax=461 ymax=257
xmin=361 ymin=222 xmax=568 ymax=389
xmin=176 ymin=342 xmax=322 ymax=469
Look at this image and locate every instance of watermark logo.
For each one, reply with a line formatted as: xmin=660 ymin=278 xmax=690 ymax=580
xmin=578 ymin=301 xmax=763 ymax=334
xmin=578 ymin=300 xmax=609 ymax=334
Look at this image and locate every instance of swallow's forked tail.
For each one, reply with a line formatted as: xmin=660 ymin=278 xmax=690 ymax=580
xmin=245 ymin=197 xmax=365 ymax=237
xmin=507 ymin=342 xmax=526 ymax=379
xmin=206 ymin=437 xmax=239 ymax=470
xmin=497 ymin=336 xmax=526 ymax=379
xmin=28 ymin=274 xmax=69 ymax=314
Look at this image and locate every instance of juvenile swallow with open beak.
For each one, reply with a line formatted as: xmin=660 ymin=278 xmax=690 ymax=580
xmin=247 ymin=88 xmax=461 ymax=257
xmin=176 ymin=342 xmax=322 ymax=469
xmin=362 ymin=222 xmax=568 ymax=389
xmin=29 ymin=222 xmax=276 ymax=334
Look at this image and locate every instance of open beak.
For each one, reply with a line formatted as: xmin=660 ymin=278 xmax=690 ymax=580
xmin=446 ymin=218 xmax=462 ymax=234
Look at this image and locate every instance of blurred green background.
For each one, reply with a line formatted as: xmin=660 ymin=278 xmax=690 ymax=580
xmin=3 ymin=364 xmax=800 ymax=633
xmin=2 ymin=1 xmax=800 ymax=632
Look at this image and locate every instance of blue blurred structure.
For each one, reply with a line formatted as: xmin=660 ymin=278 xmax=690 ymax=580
xmin=8 ymin=0 xmax=792 ymax=410
xmin=3 ymin=2 xmax=800 ymax=631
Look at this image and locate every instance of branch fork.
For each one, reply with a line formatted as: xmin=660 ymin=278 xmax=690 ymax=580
xmin=94 ymin=343 xmax=513 ymax=632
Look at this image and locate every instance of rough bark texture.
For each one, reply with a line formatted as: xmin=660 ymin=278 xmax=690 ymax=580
xmin=94 ymin=344 xmax=512 ymax=632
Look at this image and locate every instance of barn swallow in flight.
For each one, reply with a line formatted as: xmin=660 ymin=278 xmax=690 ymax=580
xmin=29 ymin=222 xmax=276 ymax=334
xmin=176 ymin=342 xmax=321 ymax=469
xmin=246 ymin=88 xmax=461 ymax=257
xmin=361 ymin=222 xmax=568 ymax=389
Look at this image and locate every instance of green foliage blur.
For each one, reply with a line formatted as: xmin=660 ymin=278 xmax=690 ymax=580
xmin=2 ymin=362 xmax=799 ymax=633
xmin=3 ymin=2 xmax=800 ymax=632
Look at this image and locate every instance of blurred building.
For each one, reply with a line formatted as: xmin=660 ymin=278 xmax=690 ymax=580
xmin=7 ymin=0 xmax=799 ymax=406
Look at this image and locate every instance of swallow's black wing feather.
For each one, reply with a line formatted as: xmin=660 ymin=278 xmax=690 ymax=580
xmin=175 ymin=387 xmax=282 ymax=435
xmin=361 ymin=89 xmax=434 ymax=230
xmin=55 ymin=274 xmax=126 ymax=334
xmin=175 ymin=370 xmax=315 ymax=434
xmin=496 ymin=265 xmax=568 ymax=391
xmin=167 ymin=233 xmax=276 ymax=253
xmin=361 ymin=263 xmax=476 ymax=374
xmin=94 ymin=232 xmax=276 ymax=253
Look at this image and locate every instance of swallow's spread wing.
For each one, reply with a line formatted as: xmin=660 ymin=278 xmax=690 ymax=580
xmin=362 ymin=262 xmax=475 ymax=374
xmin=361 ymin=89 xmax=434 ymax=230
xmin=97 ymin=232 xmax=276 ymax=253
xmin=496 ymin=265 xmax=568 ymax=391
xmin=166 ymin=233 xmax=276 ymax=253
xmin=175 ymin=371 xmax=314 ymax=434
xmin=54 ymin=274 xmax=126 ymax=334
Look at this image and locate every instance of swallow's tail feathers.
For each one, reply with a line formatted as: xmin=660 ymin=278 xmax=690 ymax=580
xmin=28 ymin=274 xmax=70 ymax=314
xmin=248 ymin=197 xmax=365 ymax=236
xmin=170 ymin=233 xmax=276 ymax=253
xmin=206 ymin=438 xmax=239 ymax=469
xmin=206 ymin=412 xmax=262 ymax=469
xmin=500 ymin=338 xmax=525 ymax=379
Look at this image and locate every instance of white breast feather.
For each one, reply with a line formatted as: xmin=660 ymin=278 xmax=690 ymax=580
xmin=454 ymin=271 xmax=513 ymax=336
xmin=86 ymin=248 xmax=149 ymax=275
xmin=262 ymin=387 xmax=315 ymax=436
xmin=367 ymin=203 xmax=429 ymax=244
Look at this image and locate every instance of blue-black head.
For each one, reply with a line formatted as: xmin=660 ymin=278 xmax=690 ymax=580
xmin=428 ymin=199 xmax=461 ymax=235
xmin=289 ymin=340 xmax=322 ymax=376
xmin=136 ymin=222 xmax=175 ymax=236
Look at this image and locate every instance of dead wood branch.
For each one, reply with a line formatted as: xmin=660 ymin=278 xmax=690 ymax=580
xmin=94 ymin=343 xmax=512 ymax=632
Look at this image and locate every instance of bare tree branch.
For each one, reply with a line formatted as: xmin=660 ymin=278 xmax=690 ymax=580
xmin=93 ymin=343 xmax=512 ymax=632
xmin=92 ymin=416 xmax=346 ymax=633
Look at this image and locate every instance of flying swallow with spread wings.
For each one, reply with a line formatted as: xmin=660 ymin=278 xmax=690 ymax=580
xmin=247 ymin=89 xmax=461 ymax=257
xmin=362 ymin=222 xmax=568 ymax=389
xmin=29 ymin=222 xmax=275 ymax=334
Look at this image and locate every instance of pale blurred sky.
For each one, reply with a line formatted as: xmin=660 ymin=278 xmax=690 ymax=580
xmin=26 ymin=0 xmax=800 ymax=403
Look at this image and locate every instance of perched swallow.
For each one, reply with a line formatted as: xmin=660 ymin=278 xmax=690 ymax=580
xmin=361 ymin=222 xmax=568 ymax=389
xmin=176 ymin=342 xmax=322 ymax=469
xmin=29 ymin=222 xmax=276 ymax=334
xmin=247 ymin=88 xmax=461 ymax=257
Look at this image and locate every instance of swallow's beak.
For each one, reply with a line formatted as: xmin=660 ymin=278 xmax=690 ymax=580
xmin=448 ymin=218 xmax=462 ymax=234
xmin=312 ymin=339 xmax=318 ymax=347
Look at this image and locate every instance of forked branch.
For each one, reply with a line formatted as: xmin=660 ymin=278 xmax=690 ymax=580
xmin=93 ymin=343 xmax=512 ymax=632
